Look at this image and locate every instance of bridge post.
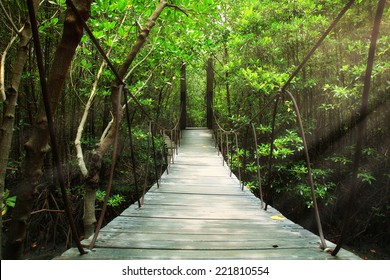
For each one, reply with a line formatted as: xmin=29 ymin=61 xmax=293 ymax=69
xmin=206 ymin=58 xmax=214 ymax=129
xmin=180 ymin=62 xmax=186 ymax=130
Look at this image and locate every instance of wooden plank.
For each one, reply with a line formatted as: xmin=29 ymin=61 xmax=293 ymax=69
xmin=88 ymin=239 xmax=322 ymax=250
xmin=83 ymin=232 xmax=319 ymax=243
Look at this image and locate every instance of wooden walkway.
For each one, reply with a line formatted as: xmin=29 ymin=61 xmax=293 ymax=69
xmin=57 ymin=128 xmax=359 ymax=260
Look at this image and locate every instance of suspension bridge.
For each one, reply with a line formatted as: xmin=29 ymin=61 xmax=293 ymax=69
xmin=56 ymin=128 xmax=359 ymax=260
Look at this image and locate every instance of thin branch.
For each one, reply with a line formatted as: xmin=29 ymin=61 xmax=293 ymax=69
xmin=1 ymin=34 xmax=18 ymax=101
xmin=100 ymin=72 xmax=154 ymax=141
xmin=166 ymin=3 xmax=189 ymax=17
xmin=30 ymin=208 xmax=65 ymax=215
xmin=100 ymin=112 xmax=114 ymax=143
xmin=124 ymin=27 xmax=162 ymax=81
xmin=3 ymin=209 xmax=65 ymax=223
xmin=0 ymin=0 xmax=20 ymax=35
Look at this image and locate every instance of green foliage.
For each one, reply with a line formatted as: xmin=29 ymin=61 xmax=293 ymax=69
xmin=257 ymin=130 xmax=303 ymax=159
xmin=1 ymin=0 xmax=389 ymax=256
xmin=357 ymin=171 xmax=376 ymax=185
xmin=240 ymin=67 xmax=290 ymax=94
xmin=2 ymin=189 xmax=16 ymax=216
xmin=96 ymin=189 xmax=125 ymax=208
xmin=273 ymin=161 xmax=336 ymax=208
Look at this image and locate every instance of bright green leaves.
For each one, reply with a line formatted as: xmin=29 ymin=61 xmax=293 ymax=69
xmin=38 ymin=16 xmax=59 ymax=30
xmin=94 ymin=0 xmax=128 ymax=13
xmin=2 ymin=189 xmax=16 ymax=216
xmin=96 ymin=189 xmax=125 ymax=208
xmin=257 ymin=130 xmax=303 ymax=159
xmin=241 ymin=67 xmax=290 ymax=94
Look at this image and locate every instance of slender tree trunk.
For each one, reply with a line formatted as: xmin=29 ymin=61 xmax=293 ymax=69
xmin=206 ymin=58 xmax=214 ymax=129
xmin=180 ymin=61 xmax=187 ymax=129
xmin=4 ymin=0 xmax=91 ymax=259
xmin=0 ymin=0 xmax=40 ymax=260
xmin=83 ymin=0 xmax=170 ymax=237
xmin=224 ymin=44 xmax=231 ymax=116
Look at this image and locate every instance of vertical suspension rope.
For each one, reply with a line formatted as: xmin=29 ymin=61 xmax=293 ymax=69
xmin=284 ymin=89 xmax=327 ymax=250
xmin=173 ymin=128 xmax=179 ymax=155
xmin=141 ymin=123 xmax=152 ymax=205
xmin=226 ymin=133 xmax=231 ymax=174
xmin=129 ymin=128 xmax=142 ymax=208
xmin=88 ymin=84 xmax=123 ymax=250
xmin=220 ymin=131 xmax=225 ymax=166
xmin=216 ymin=129 xmax=220 ymax=155
xmin=123 ymin=99 xmax=141 ymax=208
xmin=251 ymin=123 xmax=264 ymax=209
xmin=265 ymin=97 xmax=279 ymax=211
xmin=234 ymin=132 xmax=243 ymax=191
xmin=170 ymin=130 xmax=175 ymax=164
xmin=151 ymin=122 xmax=160 ymax=188
xmin=161 ymin=129 xmax=169 ymax=175
xmin=26 ymin=0 xmax=86 ymax=255
xmin=332 ymin=0 xmax=386 ymax=256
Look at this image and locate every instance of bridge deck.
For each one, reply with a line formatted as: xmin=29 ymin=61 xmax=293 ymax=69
xmin=57 ymin=129 xmax=359 ymax=260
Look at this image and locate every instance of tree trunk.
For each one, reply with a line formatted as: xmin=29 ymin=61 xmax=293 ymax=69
xmin=224 ymin=44 xmax=231 ymax=116
xmin=0 ymin=0 xmax=40 ymax=260
xmin=83 ymin=0 xmax=169 ymax=237
xmin=206 ymin=58 xmax=214 ymax=129
xmin=4 ymin=0 xmax=91 ymax=259
xmin=180 ymin=62 xmax=187 ymax=129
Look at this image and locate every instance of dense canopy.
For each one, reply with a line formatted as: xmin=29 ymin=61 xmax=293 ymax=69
xmin=0 ymin=0 xmax=389 ymax=260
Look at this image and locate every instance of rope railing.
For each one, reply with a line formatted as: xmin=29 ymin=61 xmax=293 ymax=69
xmin=138 ymin=115 xmax=182 ymax=204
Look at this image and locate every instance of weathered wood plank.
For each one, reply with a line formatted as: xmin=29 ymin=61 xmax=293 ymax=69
xmin=88 ymin=239 xmax=322 ymax=250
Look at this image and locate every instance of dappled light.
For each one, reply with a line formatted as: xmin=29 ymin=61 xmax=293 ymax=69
xmin=0 ymin=0 xmax=389 ymax=261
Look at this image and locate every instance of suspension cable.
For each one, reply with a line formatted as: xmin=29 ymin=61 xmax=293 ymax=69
xmin=26 ymin=0 xmax=86 ymax=255
xmin=282 ymin=0 xmax=355 ymax=91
